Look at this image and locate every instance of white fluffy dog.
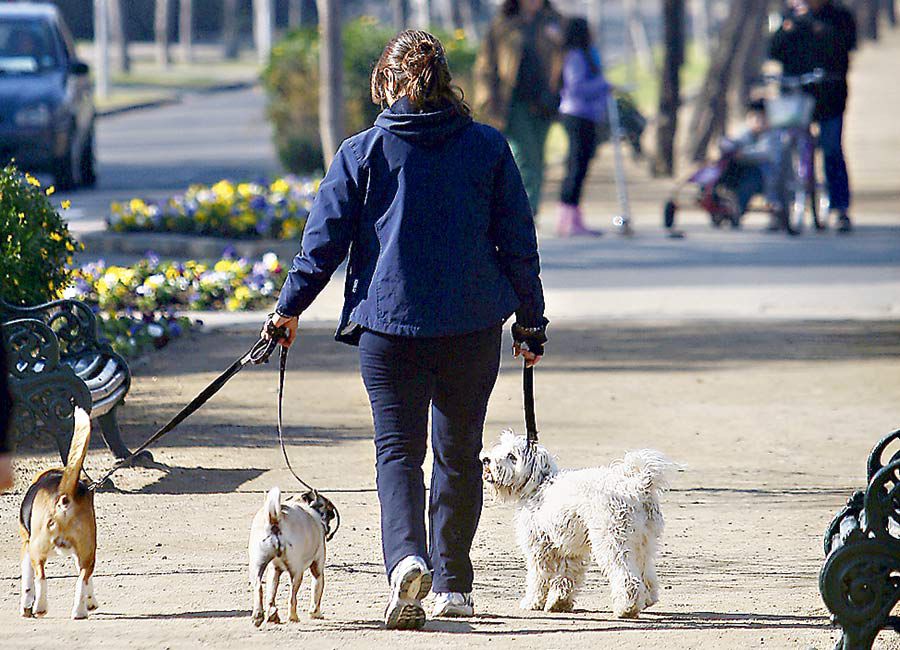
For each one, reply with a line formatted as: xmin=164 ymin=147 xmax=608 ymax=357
xmin=247 ymin=488 xmax=337 ymax=627
xmin=480 ymin=431 xmax=677 ymax=618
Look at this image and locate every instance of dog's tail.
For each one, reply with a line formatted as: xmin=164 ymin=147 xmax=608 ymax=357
xmin=266 ymin=487 xmax=282 ymax=526
xmin=59 ymin=407 xmax=92 ymax=497
xmin=616 ymin=449 xmax=680 ymax=498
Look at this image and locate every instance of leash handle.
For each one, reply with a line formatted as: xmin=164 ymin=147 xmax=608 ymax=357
xmin=523 ymin=361 xmax=538 ymax=447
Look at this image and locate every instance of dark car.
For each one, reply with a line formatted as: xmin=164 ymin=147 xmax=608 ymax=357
xmin=0 ymin=3 xmax=95 ymax=189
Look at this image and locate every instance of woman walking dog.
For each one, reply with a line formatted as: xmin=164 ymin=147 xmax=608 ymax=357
xmin=265 ymin=30 xmax=548 ymax=630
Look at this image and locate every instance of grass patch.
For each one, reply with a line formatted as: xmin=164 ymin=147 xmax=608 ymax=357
xmin=95 ymin=89 xmax=177 ymax=113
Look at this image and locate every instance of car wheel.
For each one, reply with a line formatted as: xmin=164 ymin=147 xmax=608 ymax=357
xmin=80 ymin=127 xmax=97 ymax=188
xmin=53 ymin=127 xmax=79 ymax=191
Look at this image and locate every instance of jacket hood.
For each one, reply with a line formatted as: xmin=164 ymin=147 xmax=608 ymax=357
xmin=374 ymin=98 xmax=472 ymax=147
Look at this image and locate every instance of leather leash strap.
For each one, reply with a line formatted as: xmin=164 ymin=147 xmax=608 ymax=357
xmin=523 ymin=360 xmax=538 ymax=447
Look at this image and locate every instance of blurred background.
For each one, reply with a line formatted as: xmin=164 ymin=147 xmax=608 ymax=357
xmin=1 ymin=0 xmax=898 ymax=358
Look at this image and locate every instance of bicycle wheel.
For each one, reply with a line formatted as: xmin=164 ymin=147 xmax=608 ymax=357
xmin=785 ymin=146 xmax=806 ymax=236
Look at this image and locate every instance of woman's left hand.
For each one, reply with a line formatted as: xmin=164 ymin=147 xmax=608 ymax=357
xmin=263 ymin=313 xmax=299 ymax=349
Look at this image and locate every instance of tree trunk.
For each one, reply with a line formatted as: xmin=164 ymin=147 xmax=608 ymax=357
xmin=885 ymin=0 xmax=897 ymax=26
xmin=735 ymin=7 xmax=769 ymax=111
xmin=94 ymin=0 xmax=110 ymax=99
xmin=392 ymin=0 xmax=409 ymax=30
xmin=179 ymin=0 xmax=193 ymax=63
xmin=288 ymin=0 xmax=302 ymax=27
xmin=317 ymin=0 xmax=344 ymax=167
xmin=625 ymin=0 xmax=656 ymax=72
xmin=411 ymin=0 xmax=430 ymax=30
xmin=691 ymin=0 xmax=712 ymax=57
xmin=108 ymin=0 xmax=130 ymax=73
xmin=155 ymin=0 xmax=170 ymax=68
xmin=865 ymin=0 xmax=881 ymax=39
xmin=687 ymin=0 xmax=768 ymax=161
xmin=253 ymin=0 xmax=274 ymax=66
xmin=654 ymin=0 xmax=685 ymax=177
xmin=223 ymin=0 xmax=239 ymax=59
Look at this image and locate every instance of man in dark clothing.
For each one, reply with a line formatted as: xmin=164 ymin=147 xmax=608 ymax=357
xmin=0 ymin=336 xmax=13 ymax=492
xmin=770 ymin=0 xmax=857 ymax=232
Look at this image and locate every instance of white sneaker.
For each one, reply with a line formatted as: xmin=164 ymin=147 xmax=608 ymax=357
xmin=432 ymin=592 xmax=474 ymax=618
xmin=384 ymin=556 xmax=432 ymax=630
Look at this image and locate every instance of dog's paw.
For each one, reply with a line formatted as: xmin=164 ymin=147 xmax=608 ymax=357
xmin=251 ymin=611 xmax=264 ymax=628
xmin=267 ymin=609 xmax=282 ymax=624
xmin=33 ymin=606 xmax=47 ymax=618
xmin=71 ymin=607 xmax=89 ymax=620
xmin=519 ymin=595 xmax=545 ymax=611
xmin=308 ymin=609 xmax=324 ymax=620
xmin=545 ymin=598 xmax=574 ymax=613
xmin=613 ymin=604 xmax=641 ymax=619
xmin=86 ymin=598 xmax=99 ymax=612
xmin=21 ymin=607 xmax=34 ymax=618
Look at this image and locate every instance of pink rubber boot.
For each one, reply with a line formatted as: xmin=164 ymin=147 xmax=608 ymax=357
xmin=555 ymin=203 xmax=577 ymax=237
xmin=570 ymin=206 xmax=603 ymax=237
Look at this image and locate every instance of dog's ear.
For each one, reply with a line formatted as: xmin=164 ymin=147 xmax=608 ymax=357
xmin=301 ymin=491 xmax=315 ymax=505
xmin=56 ymin=494 xmax=71 ymax=512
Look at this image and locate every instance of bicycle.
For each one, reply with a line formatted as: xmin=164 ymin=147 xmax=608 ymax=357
xmin=762 ymin=69 xmax=832 ymax=236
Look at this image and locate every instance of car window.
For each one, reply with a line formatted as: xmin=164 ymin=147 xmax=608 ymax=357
xmin=0 ymin=19 xmax=60 ymax=74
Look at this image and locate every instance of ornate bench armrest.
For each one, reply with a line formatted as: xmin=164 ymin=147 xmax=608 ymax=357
xmin=2 ymin=318 xmax=63 ymax=378
xmin=1 ymin=298 xmax=107 ymax=360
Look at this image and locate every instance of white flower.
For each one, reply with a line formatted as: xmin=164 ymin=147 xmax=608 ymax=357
xmin=262 ymin=252 xmax=279 ymax=272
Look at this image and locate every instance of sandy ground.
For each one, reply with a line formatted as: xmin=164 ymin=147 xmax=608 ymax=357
xmin=2 ymin=321 xmax=900 ymax=649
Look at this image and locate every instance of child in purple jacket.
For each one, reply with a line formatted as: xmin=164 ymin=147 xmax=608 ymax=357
xmin=556 ymin=17 xmax=609 ymax=237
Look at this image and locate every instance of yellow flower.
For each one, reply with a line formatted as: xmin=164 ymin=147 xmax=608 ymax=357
xmin=61 ymin=200 xmax=71 ymax=210
xmin=45 ymin=185 xmax=55 ymax=196
xmin=25 ymin=173 xmax=41 ymax=187
xmin=129 ymin=198 xmax=146 ymax=213
xmin=65 ymin=241 xmax=75 ymax=252
xmin=454 ymin=28 xmax=466 ymax=41
xmin=270 ymin=178 xmax=290 ymax=195
xmin=49 ymin=232 xmax=63 ymax=242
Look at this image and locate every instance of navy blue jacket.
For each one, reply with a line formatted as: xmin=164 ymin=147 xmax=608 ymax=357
xmin=276 ymin=99 xmax=546 ymax=344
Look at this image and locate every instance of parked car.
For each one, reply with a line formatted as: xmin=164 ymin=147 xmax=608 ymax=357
xmin=0 ymin=3 xmax=95 ymax=189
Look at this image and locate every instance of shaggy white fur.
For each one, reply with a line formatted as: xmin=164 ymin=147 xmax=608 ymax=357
xmin=480 ymin=431 xmax=678 ymax=618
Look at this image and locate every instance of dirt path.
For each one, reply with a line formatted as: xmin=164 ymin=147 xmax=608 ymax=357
xmin=2 ymin=321 xmax=899 ymax=649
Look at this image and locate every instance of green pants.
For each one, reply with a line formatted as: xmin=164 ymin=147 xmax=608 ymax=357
xmin=505 ymin=100 xmax=552 ymax=217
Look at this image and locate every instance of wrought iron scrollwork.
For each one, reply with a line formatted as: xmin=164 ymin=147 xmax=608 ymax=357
xmin=820 ymin=430 xmax=900 ymax=650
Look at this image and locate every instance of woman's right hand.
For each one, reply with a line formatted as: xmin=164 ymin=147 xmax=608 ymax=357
xmin=263 ymin=313 xmax=299 ymax=349
xmin=513 ymin=343 xmax=542 ymax=367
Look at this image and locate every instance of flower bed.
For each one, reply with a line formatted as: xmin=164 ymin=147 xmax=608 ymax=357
xmin=64 ymin=251 xmax=289 ymax=358
xmin=107 ymin=177 xmax=318 ymax=240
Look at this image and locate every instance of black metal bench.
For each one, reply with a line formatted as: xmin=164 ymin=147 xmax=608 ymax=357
xmin=820 ymin=429 xmax=900 ymax=650
xmin=1 ymin=298 xmax=150 ymax=464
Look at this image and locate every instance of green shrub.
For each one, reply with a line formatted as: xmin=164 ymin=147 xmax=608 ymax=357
xmin=264 ymin=18 xmax=478 ymax=174
xmin=0 ymin=164 xmax=80 ymax=306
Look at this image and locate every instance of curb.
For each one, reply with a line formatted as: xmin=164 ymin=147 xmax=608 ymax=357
xmin=96 ymin=80 xmax=259 ymax=119
xmin=79 ymin=230 xmax=298 ymax=260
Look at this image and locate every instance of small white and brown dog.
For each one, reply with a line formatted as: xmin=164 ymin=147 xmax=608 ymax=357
xmin=481 ymin=431 xmax=677 ymax=618
xmin=20 ymin=407 xmax=98 ymax=619
xmin=248 ymin=487 xmax=338 ymax=627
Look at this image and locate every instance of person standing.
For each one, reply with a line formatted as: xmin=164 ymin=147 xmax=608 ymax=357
xmin=264 ymin=31 xmax=548 ymax=629
xmin=475 ymin=0 xmax=563 ymax=218
xmin=556 ymin=17 xmax=609 ymax=237
xmin=770 ymin=0 xmax=857 ymax=233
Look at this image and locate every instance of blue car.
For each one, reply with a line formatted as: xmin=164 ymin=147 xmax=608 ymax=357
xmin=0 ymin=3 xmax=95 ymax=189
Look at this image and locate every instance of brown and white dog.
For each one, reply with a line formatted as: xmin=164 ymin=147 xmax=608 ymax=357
xmin=20 ymin=407 xmax=98 ymax=619
xmin=248 ymin=487 xmax=337 ymax=627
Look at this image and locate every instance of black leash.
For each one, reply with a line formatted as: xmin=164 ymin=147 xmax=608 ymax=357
xmin=89 ymin=322 xmax=287 ymax=491
xmin=275 ymin=345 xmax=340 ymax=541
xmin=523 ymin=360 xmax=539 ymax=448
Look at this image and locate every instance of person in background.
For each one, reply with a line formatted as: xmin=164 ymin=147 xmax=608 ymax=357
xmin=556 ymin=17 xmax=609 ymax=237
xmin=718 ymin=99 xmax=784 ymax=220
xmin=0 ymin=336 xmax=13 ymax=492
xmin=475 ymin=0 xmax=563 ymax=218
xmin=770 ymin=0 xmax=856 ymax=233
xmin=265 ymin=30 xmax=548 ymax=629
